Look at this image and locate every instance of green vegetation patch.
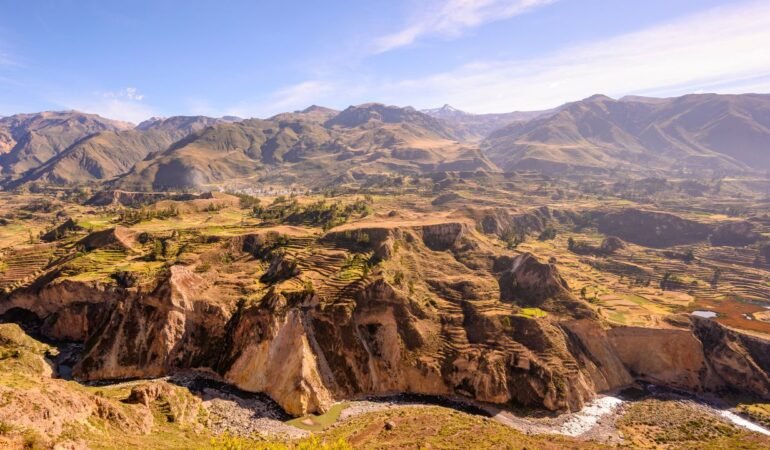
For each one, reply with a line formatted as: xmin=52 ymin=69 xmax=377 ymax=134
xmin=254 ymin=198 xmax=371 ymax=231
xmin=319 ymin=406 xmax=594 ymax=449
xmin=286 ymin=403 xmax=348 ymax=432
xmin=737 ymin=402 xmax=770 ymax=428
xmin=618 ymin=399 xmax=770 ymax=448
xmin=516 ymin=307 xmax=548 ymax=318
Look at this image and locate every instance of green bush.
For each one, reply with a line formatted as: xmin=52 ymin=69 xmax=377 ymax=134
xmin=537 ymin=227 xmax=557 ymax=241
xmin=0 ymin=421 xmax=13 ymax=435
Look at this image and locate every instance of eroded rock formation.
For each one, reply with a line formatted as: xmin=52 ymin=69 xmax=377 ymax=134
xmin=2 ymin=221 xmax=770 ymax=418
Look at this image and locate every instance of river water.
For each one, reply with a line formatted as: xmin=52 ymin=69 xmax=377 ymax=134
xmin=552 ymin=388 xmax=770 ymax=438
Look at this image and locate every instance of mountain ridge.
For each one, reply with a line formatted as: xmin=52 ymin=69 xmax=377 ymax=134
xmin=3 ymin=92 xmax=770 ymax=191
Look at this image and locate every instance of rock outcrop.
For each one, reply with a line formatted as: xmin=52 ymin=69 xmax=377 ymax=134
xmin=597 ymin=208 xmax=712 ymax=248
xmin=40 ymin=218 xmax=82 ymax=242
xmin=605 ymin=316 xmax=770 ymax=399
xmin=709 ymin=221 xmax=762 ymax=246
xmin=77 ymin=226 xmax=137 ymax=251
xmin=2 ymin=221 xmax=770 ymax=420
xmin=74 ymin=266 xmax=230 ymax=380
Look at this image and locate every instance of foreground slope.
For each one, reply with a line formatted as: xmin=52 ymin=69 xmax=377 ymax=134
xmin=1 ymin=172 xmax=770 ymax=447
xmin=1 ymin=192 xmax=769 ymax=420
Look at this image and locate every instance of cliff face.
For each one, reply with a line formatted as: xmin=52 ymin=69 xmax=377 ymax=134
xmin=2 ymin=222 xmax=770 ymax=418
xmin=691 ymin=316 xmax=770 ymax=396
xmin=74 ymin=266 xmax=230 ymax=380
xmin=607 ymin=326 xmax=713 ymax=389
xmin=603 ymin=316 xmax=770 ymax=398
xmin=218 ymin=275 xmax=595 ymax=416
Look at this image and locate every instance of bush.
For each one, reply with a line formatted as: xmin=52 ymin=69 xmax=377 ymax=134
xmin=501 ymin=226 xmax=523 ymax=249
xmin=22 ymin=429 xmax=46 ymax=450
xmin=231 ymin=192 xmax=261 ymax=210
xmin=0 ymin=421 xmax=13 ymax=435
xmin=537 ymin=227 xmax=557 ymax=241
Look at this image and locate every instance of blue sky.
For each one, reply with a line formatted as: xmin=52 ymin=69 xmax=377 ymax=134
xmin=1 ymin=0 xmax=770 ymax=122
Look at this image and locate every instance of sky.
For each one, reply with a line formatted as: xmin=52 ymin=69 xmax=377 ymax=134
xmin=1 ymin=0 xmax=770 ymax=122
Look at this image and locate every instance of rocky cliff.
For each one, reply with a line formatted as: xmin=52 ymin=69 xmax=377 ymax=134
xmin=2 ymin=221 xmax=770 ymax=418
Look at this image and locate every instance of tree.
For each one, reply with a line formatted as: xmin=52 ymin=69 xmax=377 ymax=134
xmin=660 ymin=271 xmax=672 ymax=290
xmin=567 ymin=237 xmax=575 ymax=251
xmin=710 ymin=268 xmax=722 ymax=288
xmin=538 ymin=227 xmax=557 ymax=241
xmin=151 ymin=239 xmax=164 ymax=261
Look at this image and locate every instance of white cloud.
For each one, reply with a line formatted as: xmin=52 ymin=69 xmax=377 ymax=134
xmin=70 ymin=97 xmax=155 ymax=123
xmin=225 ymin=80 xmax=338 ymax=118
xmin=270 ymin=80 xmax=335 ymax=111
xmin=210 ymin=1 xmax=770 ymax=118
xmin=57 ymin=87 xmax=155 ymax=123
xmin=101 ymin=87 xmax=145 ymax=101
xmin=374 ymin=0 xmax=556 ymax=53
xmin=363 ymin=1 xmax=770 ymax=112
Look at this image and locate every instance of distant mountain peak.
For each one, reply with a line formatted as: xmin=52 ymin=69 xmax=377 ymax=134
xmin=300 ymin=105 xmax=336 ymax=114
xmin=582 ymin=94 xmax=614 ymax=103
xmin=422 ymin=104 xmax=468 ymax=115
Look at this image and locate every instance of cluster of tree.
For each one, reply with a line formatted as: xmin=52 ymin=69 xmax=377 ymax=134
xmin=116 ymin=205 xmax=179 ymax=225
xmin=202 ymin=202 xmax=226 ymax=212
xmin=660 ymin=271 xmax=685 ymax=291
xmin=19 ymin=198 xmax=58 ymax=213
xmin=500 ymin=226 xmax=525 ymax=249
xmin=252 ymin=198 xmax=372 ymax=231
xmin=228 ymin=192 xmax=262 ymax=210
xmin=340 ymin=229 xmax=372 ymax=245
xmin=567 ymin=237 xmax=592 ymax=254
xmin=661 ymin=249 xmax=695 ymax=264
xmin=537 ymin=226 xmax=557 ymax=241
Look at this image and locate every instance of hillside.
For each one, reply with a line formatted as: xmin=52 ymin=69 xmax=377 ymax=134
xmin=117 ymin=104 xmax=497 ymax=190
xmin=423 ymin=104 xmax=556 ymax=139
xmin=3 ymin=94 xmax=770 ymax=192
xmin=482 ymin=93 xmax=770 ymax=173
xmin=0 ymin=111 xmax=133 ymax=181
xmin=2 ymin=176 xmax=770 ymax=447
xmin=13 ymin=116 xmax=224 ymax=186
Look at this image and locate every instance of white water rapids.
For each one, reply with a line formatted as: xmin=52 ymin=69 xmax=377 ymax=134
xmin=720 ymin=410 xmax=770 ymax=436
xmin=558 ymin=396 xmax=624 ymax=436
xmin=555 ymin=394 xmax=770 ymax=437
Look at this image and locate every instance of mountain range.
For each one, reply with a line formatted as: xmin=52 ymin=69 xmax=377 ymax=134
xmin=2 ymin=92 xmax=769 ymax=191
xmin=482 ymin=93 xmax=770 ymax=173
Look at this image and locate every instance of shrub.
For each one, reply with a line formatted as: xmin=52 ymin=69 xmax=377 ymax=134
xmin=537 ymin=227 xmax=557 ymax=241
xmin=0 ymin=421 xmax=12 ymax=435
